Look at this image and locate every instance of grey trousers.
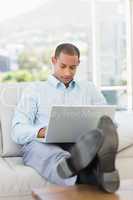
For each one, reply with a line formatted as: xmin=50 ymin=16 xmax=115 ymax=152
xmin=21 ymin=140 xmax=77 ymax=186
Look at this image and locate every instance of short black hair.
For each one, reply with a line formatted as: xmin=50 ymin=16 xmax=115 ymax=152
xmin=55 ymin=43 xmax=80 ymax=59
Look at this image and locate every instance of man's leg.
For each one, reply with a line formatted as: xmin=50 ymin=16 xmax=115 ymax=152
xmin=21 ymin=140 xmax=77 ymax=186
xmin=21 ymin=129 xmax=103 ymax=186
xmin=57 ymin=129 xmax=104 ymax=178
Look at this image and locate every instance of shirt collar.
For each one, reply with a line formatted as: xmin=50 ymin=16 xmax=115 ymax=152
xmin=47 ymin=74 xmax=77 ymax=89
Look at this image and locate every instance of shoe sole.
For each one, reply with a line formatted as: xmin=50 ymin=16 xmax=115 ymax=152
xmin=97 ymin=116 xmax=120 ymax=193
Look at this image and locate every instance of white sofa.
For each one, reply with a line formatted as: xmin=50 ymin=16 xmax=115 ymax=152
xmin=0 ymin=82 xmax=133 ymax=200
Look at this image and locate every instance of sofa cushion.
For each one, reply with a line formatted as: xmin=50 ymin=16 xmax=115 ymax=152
xmin=115 ymin=111 xmax=133 ymax=152
xmin=0 ymin=83 xmax=29 ymax=156
xmin=0 ymin=157 xmax=47 ymax=198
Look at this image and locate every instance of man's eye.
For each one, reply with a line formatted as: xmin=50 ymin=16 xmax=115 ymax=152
xmin=61 ymin=65 xmax=66 ymax=68
xmin=70 ymin=66 xmax=76 ymax=70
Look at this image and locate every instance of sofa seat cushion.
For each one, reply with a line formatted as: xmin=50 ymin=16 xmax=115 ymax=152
xmin=116 ymin=143 xmax=133 ymax=179
xmin=0 ymin=157 xmax=48 ymax=198
xmin=116 ymin=156 xmax=133 ymax=179
xmin=116 ymin=145 xmax=133 ymax=179
xmin=115 ymin=111 xmax=133 ymax=152
xmin=117 ymin=144 xmax=133 ymax=158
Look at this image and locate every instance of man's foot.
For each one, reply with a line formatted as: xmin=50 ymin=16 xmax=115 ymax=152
xmin=57 ymin=129 xmax=104 ymax=179
xmin=96 ymin=115 xmax=120 ymax=193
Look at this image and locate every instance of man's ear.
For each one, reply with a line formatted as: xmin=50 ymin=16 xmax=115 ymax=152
xmin=51 ymin=56 xmax=57 ymax=65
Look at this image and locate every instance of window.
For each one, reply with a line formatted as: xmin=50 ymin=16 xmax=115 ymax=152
xmin=91 ymin=0 xmax=130 ymax=110
xmin=0 ymin=0 xmax=131 ymax=110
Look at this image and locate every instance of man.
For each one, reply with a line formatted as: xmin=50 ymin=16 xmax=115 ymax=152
xmin=11 ymin=43 xmax=119 ymax=193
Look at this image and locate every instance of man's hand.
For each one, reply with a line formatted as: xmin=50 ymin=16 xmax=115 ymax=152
xmin=37 ymin=128 xmax=47 ymax=138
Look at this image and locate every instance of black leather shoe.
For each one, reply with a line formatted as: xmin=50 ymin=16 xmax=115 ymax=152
xmin=76 ymin=164 xmax=98 ymax=185
xmin=96 ymin=115 xmax=120 ymax=193
xmin=57 ymin=129 xmax=104 ymax=179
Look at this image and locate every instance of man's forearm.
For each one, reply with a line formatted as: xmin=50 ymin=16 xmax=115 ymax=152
xmin=11 ymin=123 xmax=45 ymax=144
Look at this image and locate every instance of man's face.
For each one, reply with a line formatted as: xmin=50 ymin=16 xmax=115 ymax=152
xmin=52 ymin=52 xmax=80 ymax=86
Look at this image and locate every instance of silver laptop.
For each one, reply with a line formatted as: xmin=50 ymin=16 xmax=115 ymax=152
xmin=39 ymin=105 xmax=116 ymax=143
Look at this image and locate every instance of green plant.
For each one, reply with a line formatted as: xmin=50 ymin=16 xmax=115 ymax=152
xmin=1 ymin=71 xmax=16 ymax=82
xmin=1 ymin=68 xmax=50 ymax=82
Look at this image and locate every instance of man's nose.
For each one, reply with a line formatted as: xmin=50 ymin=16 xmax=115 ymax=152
xmin=64 ymin=68 xmax=71 ymax=76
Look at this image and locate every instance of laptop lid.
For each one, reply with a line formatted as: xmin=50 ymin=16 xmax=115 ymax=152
xmin=43 ymin=105 xmax=116 ymax=143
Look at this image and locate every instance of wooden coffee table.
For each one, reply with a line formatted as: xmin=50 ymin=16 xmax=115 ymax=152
xmin=32 ymin=180 xmax=133 ymax=200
